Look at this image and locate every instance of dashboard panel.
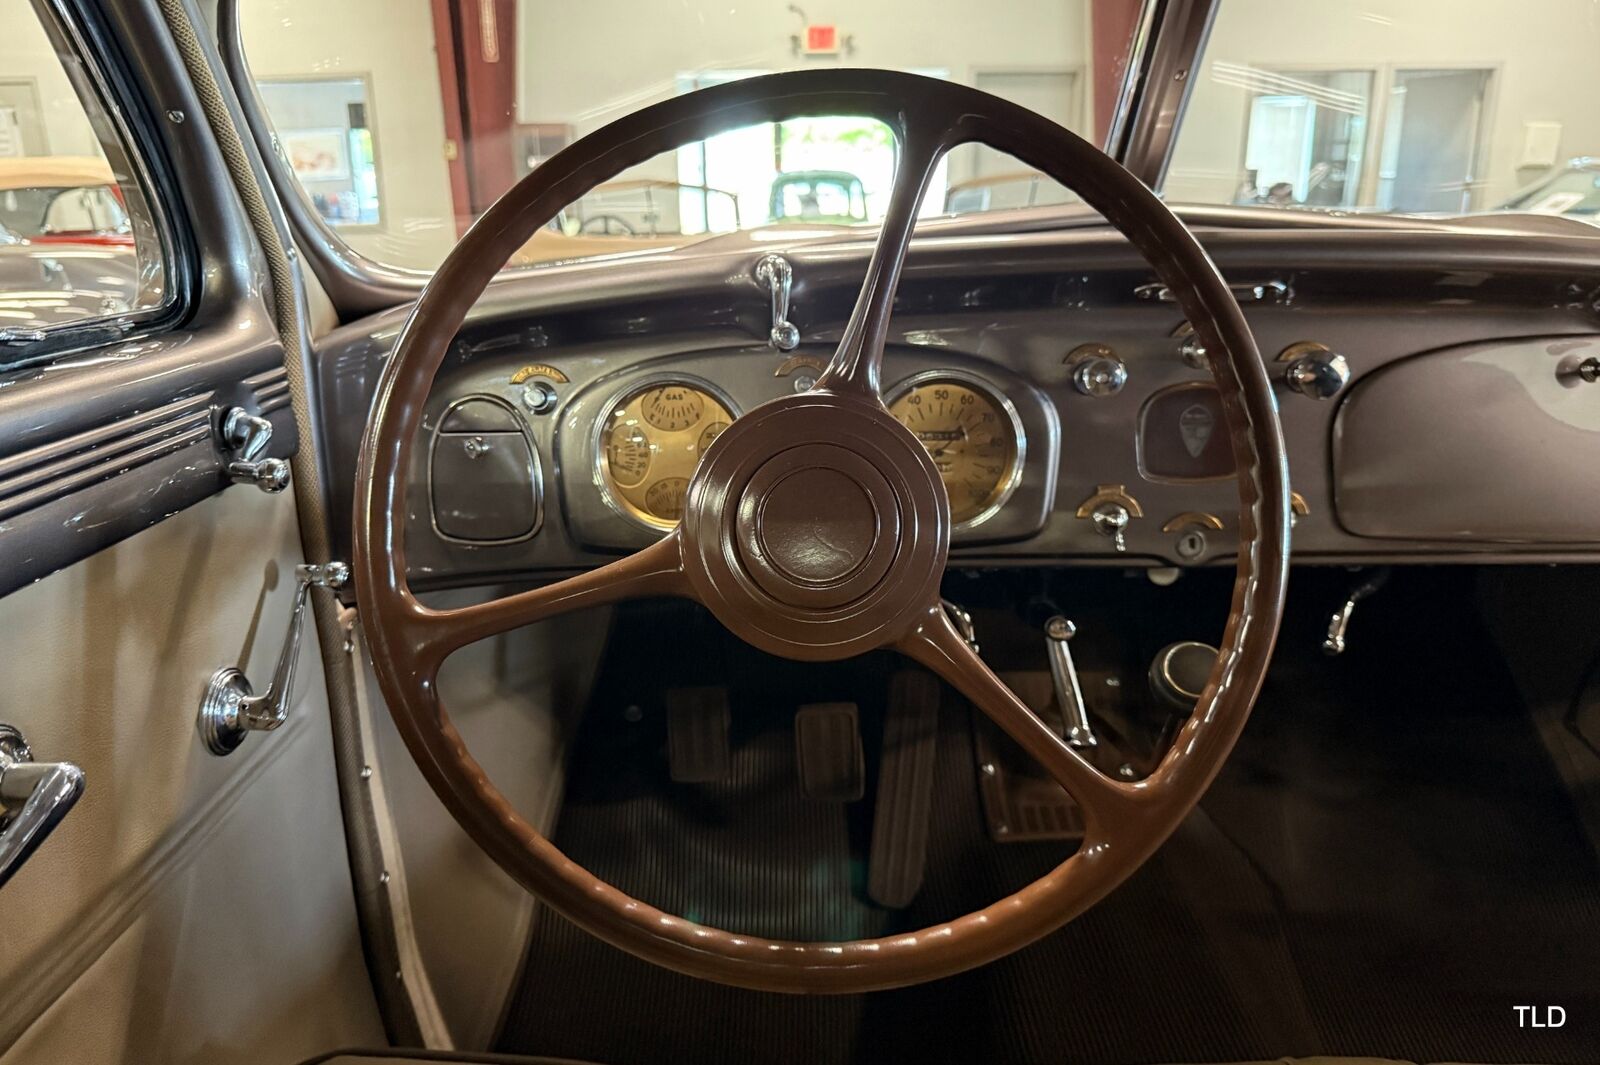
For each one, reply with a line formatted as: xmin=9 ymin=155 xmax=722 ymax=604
xmin=311 ymin=215 xmax=1600 ymax=589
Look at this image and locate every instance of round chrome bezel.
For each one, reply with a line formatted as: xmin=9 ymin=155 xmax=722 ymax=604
xmin=884 ymin=368 xmax=1027 ymax=531
xmin=592 ymin=373 xmax=743 ymax=533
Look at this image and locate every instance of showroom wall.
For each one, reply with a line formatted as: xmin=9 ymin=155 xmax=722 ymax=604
xmin=515 ymin=0 xmax=1095 ymax=138
xmin=1167 ymin=0 xmax=1600 ymax=209
xmin=240 ymin=0 xmax=457 ymax=266
xmin=0 ymin=0 xmax=101 ymax=158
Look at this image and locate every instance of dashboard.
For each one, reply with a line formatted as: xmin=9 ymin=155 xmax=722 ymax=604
xmin=313 ymin=211 xmax=1600 ymax=589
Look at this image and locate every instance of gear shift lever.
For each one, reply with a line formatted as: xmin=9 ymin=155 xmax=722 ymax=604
xmin=1044 ymin=616 xmax=1097 ymax=748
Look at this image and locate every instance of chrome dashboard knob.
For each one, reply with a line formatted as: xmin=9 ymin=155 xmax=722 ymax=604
xmin=1282 ymin=347 xmax=1350 ymax=399
xmin=1067 ymin=343 xmax=1128 ymax=397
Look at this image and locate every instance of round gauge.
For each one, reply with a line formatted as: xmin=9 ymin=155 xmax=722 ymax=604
xmin=598 ymin=381 xmax=736 ymax=529
xmin=605 ymin=424 xmax=652 ymax=487
xmin=640 ymin=385 xmax=706 ymax=431
xmin=697 ymin=420 xmax=729 ymax=453
xmin=888 ymin=376 xmax=1022 ymax=526
xmin=643 ymin=478 xmax=690 ymax=523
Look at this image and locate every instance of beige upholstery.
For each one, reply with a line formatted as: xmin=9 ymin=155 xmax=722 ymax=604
xmin=0 ymin=491 xmax=384 ymax=1061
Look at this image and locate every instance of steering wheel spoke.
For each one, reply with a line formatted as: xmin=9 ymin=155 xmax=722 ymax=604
xmin=895 ymin=601 xmax=1143 ymax=831
xmin=410 ymin=531 xmax=690 ymax=672
xmin=816 ymin=122 xmax=950 ymax=400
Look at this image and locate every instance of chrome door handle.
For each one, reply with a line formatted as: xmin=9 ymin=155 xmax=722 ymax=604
xmin=0 ymin=725 xmax=85 ymax=890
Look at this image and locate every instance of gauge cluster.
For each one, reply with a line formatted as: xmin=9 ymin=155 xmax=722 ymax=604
xmin=598 ymin=380 xmax=735 ymax=529
xmin=521 ymin=346 xmax=1062 ymax=553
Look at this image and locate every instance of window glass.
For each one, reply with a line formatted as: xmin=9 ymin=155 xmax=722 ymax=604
xmin=1168 ymin=0 xmax=1600 ymax=219
xmin=239 ymin=0 xmax=1147 ymax=272
xmin=0 ymin=0 xmax=169 ymax=339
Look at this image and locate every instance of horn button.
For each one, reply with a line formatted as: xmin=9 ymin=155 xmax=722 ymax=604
xmin=680 ymin=393 xmax=950 ymax=661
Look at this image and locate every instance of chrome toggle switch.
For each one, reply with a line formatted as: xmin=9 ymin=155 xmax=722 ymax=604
xmin=1044 ymin=617 xmax=1097 ymax=749
xmin=1090 ymin=501 xmax=1131 ymax=552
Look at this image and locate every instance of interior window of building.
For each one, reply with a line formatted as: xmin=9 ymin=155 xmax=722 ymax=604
xmin=257 ymin=77 xmax=382 ymax=228
xmin=1167 ymin=0 xmax=1599 ymax=217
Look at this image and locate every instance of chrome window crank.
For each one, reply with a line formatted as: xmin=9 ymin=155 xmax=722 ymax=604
xmin=197 ymin=561 xmax=348 ymax=755
xmin=0 ymin=725 xmax=85 ymax=889
xmin=754 ymin=253 xmax=799 ymax=351
xmin=220 ymin=406 xmax=291 ymax=493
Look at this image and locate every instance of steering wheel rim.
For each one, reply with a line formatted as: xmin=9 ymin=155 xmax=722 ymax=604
xmin=353 ymin=69 xmax=1290 ymax=994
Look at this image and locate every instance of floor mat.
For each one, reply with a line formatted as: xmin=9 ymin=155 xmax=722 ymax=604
xmin=497 ymin=571 xmax=1600 ymax=1064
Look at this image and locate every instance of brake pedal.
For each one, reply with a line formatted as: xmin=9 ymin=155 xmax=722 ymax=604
xmin=665 ymin=686 xmax=731 ymax=783
xmin=795 ymin=703 xmax=865 ymax=801
xmin=867 ymin=671 xmax=941 ymax=908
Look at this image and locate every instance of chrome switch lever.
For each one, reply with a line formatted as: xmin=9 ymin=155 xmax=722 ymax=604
xmin=754 ymin=253 xmax=799 ymax=351
xmin=1323 ymin=567 xmax=1390 ymax=656
xmin=1044 ymin=616 xmax=1098 ymax=749
xmin=197 ymin=561 xmax=349 ymax=755
xmin=220 ymin=407 xmax=291 ymax=493
xmin=1090 ymin=502 xmax=1131 ymax=553
xmin=0 ymin=725 xmax=85 ymax=889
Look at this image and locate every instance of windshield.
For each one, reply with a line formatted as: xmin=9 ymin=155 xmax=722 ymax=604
xmin=239 ymin=0 xmax=1145 ymax=271
xmin=241 ymin=0 xmax=1600 ymax=275
xmin=1167 ymin=0 xmax=1600 ymax=218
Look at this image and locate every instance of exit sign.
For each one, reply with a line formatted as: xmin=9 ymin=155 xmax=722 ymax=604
xmin=804 ymin=24 xmax=840 ymax=54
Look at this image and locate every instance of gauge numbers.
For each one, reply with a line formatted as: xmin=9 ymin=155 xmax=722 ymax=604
xmin=888 ymin=377 xmax=1021 ymax=525
xmin=599 ymin=381 xmax=735 ymax=529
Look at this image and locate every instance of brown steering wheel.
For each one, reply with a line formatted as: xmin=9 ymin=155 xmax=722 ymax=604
xmin=353 ymin=69 xmax=1290 ymax=994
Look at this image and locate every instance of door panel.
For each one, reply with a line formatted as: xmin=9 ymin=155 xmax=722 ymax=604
xmin=0 ymin=488 xmax=384 ymax=1061
xmin=0 ymin=1 xmax=384 ymax=1059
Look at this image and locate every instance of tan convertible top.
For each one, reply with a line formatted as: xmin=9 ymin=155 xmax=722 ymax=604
xmin=0 ymin=155 xmax=116 ymax=190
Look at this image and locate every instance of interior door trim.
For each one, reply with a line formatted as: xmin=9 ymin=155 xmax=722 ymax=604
xmin=0 ymin=701 xmax=309 ymax=1049
xmin=0 ymin=0 xmax=297 ymax=598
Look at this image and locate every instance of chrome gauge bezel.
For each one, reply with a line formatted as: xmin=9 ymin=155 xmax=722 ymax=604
xmin=592 ymin=373 xmax=743 ymax=533
xmin=885 ymin=368 xmax=1027 ymax=531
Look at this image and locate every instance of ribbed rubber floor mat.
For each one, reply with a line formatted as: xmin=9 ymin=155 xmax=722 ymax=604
xmin=498 ymin=574 xmax=1600 ymax=1065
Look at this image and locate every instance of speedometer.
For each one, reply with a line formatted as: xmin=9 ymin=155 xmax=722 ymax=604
xmin=598 ymin=380 xmax=736 ymax=530
xmin=888 ymin=375 xmax=1022 ymax=526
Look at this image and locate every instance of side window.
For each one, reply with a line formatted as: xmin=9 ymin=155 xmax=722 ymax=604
xmin=0 ymin=0 xmax=171 ymax=349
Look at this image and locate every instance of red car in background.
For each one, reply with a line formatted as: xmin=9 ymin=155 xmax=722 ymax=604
xmin=0 ymin=155 xmax=134 ymax=248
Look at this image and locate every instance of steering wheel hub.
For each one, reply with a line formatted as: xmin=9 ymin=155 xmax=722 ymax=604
xmin=681 ymin=391 xmax=949 ymax=660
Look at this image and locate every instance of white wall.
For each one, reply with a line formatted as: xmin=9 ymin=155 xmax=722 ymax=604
xmin=516 ymin=0 xmax=1094 ymax=194
xmin=241 ymin=0 xmax=457 ymax=268
xmin=0 ymin=0 xmax=102 ymax=158
xmin=1166 ymin=0 xmax=1600 ymax=209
